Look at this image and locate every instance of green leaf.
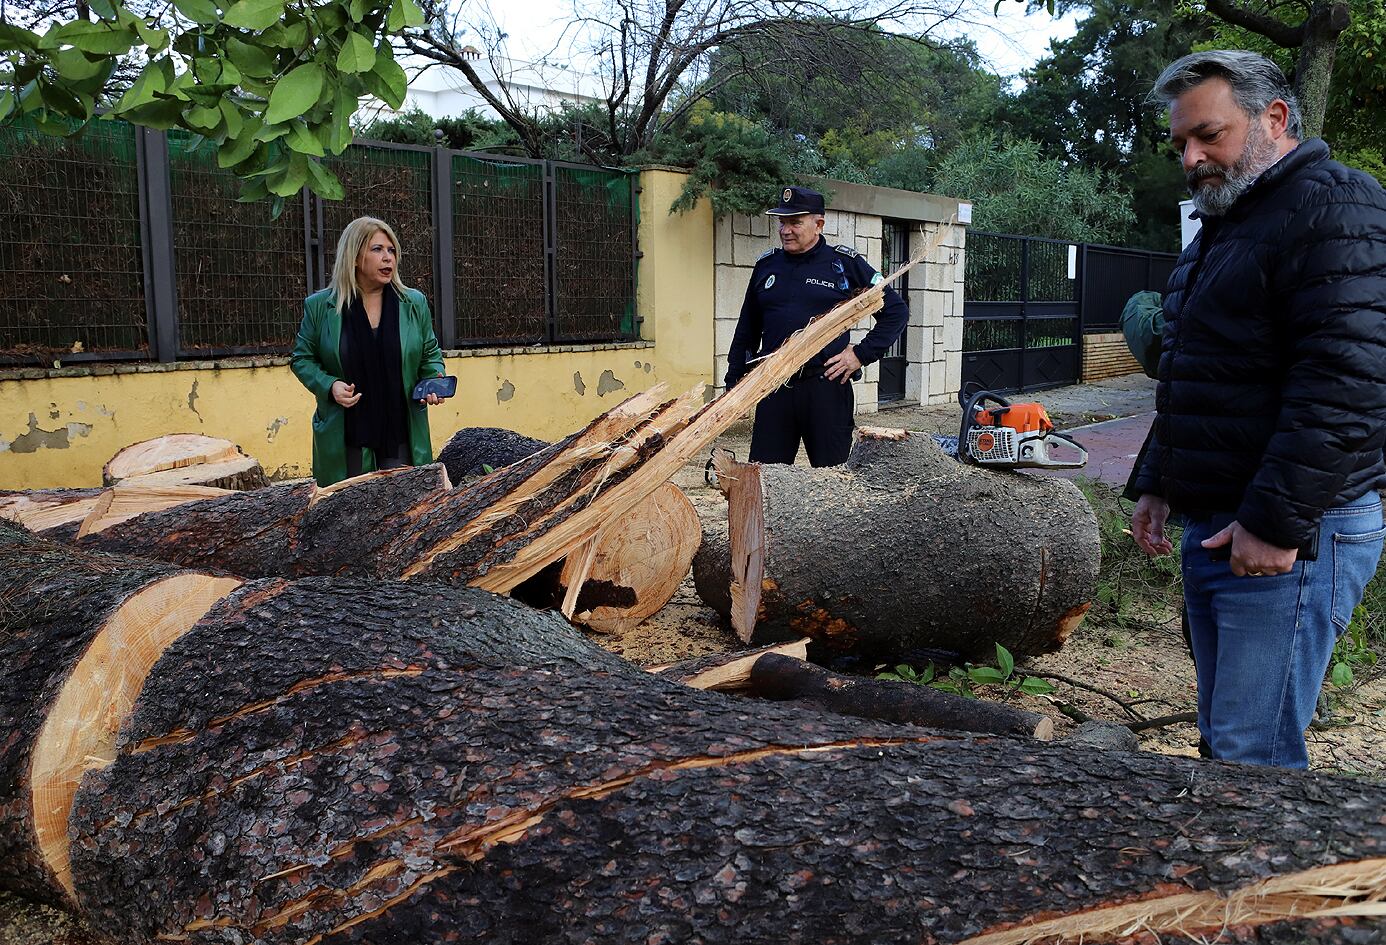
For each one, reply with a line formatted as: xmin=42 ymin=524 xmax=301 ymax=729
xmin=305 ymin=158 xmax=345 ymax=199
xmin=52 ymin=20 xmax=137 ymax=56
xmin=995 ymin=643 xmax=1014 ymax=679
xmin=194 ymin=55 xmax=242 ymax=87
xmin=269 ymin=150 xmax=309 ymax=197
xmin=348 ymin=0 xmax=367 ymax=22
xmin=254 ymin=121 xmax=290 ymax=142
xmin=0 ymin=23 xmax=40 ymax=52
xmin=113 ymin=58 xmax=170 ymax=111
xmin=264 ymin=62 xmax=323 ymax=124
xmin=223 ymin=0 xmax=286 ymax=31
xmin=37 ymin=80 xmax=87 ymax=118
xmin=336 ymin=31 xmax=377 ymax=73
xmin=326 ymin=87 xmax=358 ymax=152
xmin=87 ymin=0 xmax=117 ymax=19
xmin=218 ymin=119 xmax=262 ymax=167
xmin=0 ymin=92 xmax=14 ymax=121
xmin=237 ymin=177 xmax=270 ymax=202
xmin=364 ymin=55 xmax=406 ymax=109
xmin=389 ymin=0 xmax=425 ymax=28
xmin=1331 ymin=662 xmax=1354 ymax=688
xmin=226 ymin=36 xmax=275 ymax=77
xmin=52 ymin=47 xmax=107 ymax=81
xmin=967 ymin=666 xmax=1007 ymax=686
xmin=284 ymin=119 xmax=325 ymax=156
xmin=219 ymin=98 xmax=244 ymax=138
xmin=172 ymin=0 xmax=219 ymax=25
xmin=122 ymin=97 xmax=184 ymax=130
xmin=1018 ymin=677 xmax=1056 ymax=696
xmin=266 ymin=19 xmax=308 ymax=47
xmin=133 ymin=20 xmax=169 ymax=52
xmin=185 ymin=102 xmax=223 ymax=132
xmin=270 ymin=194 xmax=286 ymax=220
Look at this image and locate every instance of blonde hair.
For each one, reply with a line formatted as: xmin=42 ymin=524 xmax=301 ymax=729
xmin=331 ymin=216 xmax=409 ymax=313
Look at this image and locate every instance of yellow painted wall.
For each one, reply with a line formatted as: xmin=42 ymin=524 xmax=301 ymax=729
xmin=0 ymin=169 xmax=715 ymax=489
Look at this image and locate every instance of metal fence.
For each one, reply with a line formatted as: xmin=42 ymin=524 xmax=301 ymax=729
xmin=0 ymin=117 xmax=639 ymax=364
xmin=963 ymin=231 xmax=1178 ymax=393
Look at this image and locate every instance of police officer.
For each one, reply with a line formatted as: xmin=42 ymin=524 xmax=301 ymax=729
xmin=726 ymin=185 xmax=909 ymax=467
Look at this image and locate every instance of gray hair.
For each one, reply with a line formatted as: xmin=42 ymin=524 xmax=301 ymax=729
xmin=1151 ymin=50 xmax=1303 ymax=140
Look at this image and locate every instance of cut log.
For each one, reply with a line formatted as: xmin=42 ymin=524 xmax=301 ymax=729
xmin=558 ymin=481 xmax=701 ymax=633
xmin=5 ymin=520 xmax=1386 ymax=945
xmin=0 ymin=488 xmax=104 ymax=541
xmin=746 ymin=653 xmax=1054 ymax=739
xmin=80 ymin=465 xmax=450 ymax=578
xmin=118 ymin=455 xmax=268 ymax=491
xmin=102 ymin=434 xmax=243 ymax=485
xmin=693 ymin=429 xmax=1101 ymax=659
xmin=648 ymin=638 xmax=810 ymax=691
xmin=74 ymin=483 xmax=233 ymax=538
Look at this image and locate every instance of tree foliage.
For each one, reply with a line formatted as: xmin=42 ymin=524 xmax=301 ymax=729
xmin=933 ymin=134 xmax=1137 ymax=242
xmin=0 ymin=0 xmax=427 ymax=208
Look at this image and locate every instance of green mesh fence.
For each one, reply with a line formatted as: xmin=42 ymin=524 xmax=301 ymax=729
xmin=167 ymin=131 xmax=308 ymax=352
xmin=0 ymin=117 xmax=147 ymax=358
xmin=552 ymin=164 xmax=636 ymax=342
xmin=451 ymin=154 xmax=547 ymax=345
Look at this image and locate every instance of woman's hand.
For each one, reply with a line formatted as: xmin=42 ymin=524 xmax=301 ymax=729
xmin=421 ymin=392 xmax=443 ymax=406
xmin=331 ymin=380 xmax=361 ymax=408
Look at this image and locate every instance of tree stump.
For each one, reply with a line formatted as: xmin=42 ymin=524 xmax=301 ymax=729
xmin=694 ymin=429 xmax=1101 ymax=659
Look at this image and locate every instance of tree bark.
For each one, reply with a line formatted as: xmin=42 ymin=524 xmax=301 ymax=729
xmin=4 ymin=521 xmax=1386 ymax=945
xmin=693 ymin=430 xmax=1101 ymax=659
xmin=437 ymin=426 xmax=548 ymax=483
xmin=746 ymin=654 xmax=1054 ymax=739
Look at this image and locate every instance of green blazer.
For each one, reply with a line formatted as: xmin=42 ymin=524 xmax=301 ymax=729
xmin=290 ymin=286 xmax=446 ymax=486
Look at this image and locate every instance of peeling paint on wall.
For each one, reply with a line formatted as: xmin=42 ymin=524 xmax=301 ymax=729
xmin=188 ymin=379 xmax=203 ymax=421
xmin=573 ymin=371 xmax=586 ymax=396
xmin=5 ymin=413 xmax=93 ymax=453
xmin=74 ymin=401 xmax=116 ymax=417
xmin=643 ymin=362 xmax=653 ymax=373
xmin=48 ymin=404 xmax=59 ymax=420
xmin=596 ymin=370 xmax=626 ymax=397
xmin=266 ymin=417 xmax=289 ymax=442
xmin=497 ymin=380 xmax=516 ymax=403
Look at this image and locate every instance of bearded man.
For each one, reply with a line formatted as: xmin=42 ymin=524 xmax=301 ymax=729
xmin=1129 ymin=50 xmax=1386 ymax=768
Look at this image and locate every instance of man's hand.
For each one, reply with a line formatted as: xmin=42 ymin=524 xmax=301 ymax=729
xmin=1131 ymin=494 xmax=1173 ymax=556
xmin=1201 ymin=521 xmax=1298 ymax=577
xmin=823 ymin=345 xmax=862 ymax=383
xmin=331 ymin=380 xmax=361 ymax=408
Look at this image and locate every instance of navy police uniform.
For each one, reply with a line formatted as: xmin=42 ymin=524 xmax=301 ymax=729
xmin=725 ymin=186 xmax=909 ymax=467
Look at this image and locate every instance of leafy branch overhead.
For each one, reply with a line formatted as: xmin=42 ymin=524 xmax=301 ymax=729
xmin=0 ymin=0 xmax=427 ymax=207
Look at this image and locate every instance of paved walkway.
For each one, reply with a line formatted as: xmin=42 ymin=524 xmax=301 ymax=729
xmin=676 ymin=374 xmax=1158 ymax=492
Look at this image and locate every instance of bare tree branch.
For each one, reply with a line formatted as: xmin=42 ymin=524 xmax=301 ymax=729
xmin=1204 ymin=0 xmax=1304 ymax=47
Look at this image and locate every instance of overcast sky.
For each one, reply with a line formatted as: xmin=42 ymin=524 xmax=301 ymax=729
xmin=471 ymin=0 xmax=1081 ymax=81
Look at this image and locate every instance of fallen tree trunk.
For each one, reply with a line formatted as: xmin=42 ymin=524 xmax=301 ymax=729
xmin=693 ymin=429 xmax=1101 ymax=659
xmin=746 ymin=653 xmax=1054 ymax=739
xmin=437 ymin=426 xmax=548 ymax=483
xmin=4 ymin=520 xmax=1386 ymax=945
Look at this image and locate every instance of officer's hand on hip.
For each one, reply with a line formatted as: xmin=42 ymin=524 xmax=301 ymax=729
xmin=1202 ymin=521 xmax=1297 ymax=577
xmin=823 ymin=345 xmax=862 ymax=383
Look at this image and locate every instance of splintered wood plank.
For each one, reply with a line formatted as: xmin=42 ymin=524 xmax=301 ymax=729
xmin=725 ymin=459 xmax=766 ymax=644
xmin=76 ymin=484 xmax=234 ymax=538
xmin=28 ymin=572 xmax=242 ymax=897
xmin=103 ymin=435 xmax=243 ymax=485
xmin=0 ymin=495 xmax=103 ymax=533
xmin=648 ymin=638 xmax=810 ymax=691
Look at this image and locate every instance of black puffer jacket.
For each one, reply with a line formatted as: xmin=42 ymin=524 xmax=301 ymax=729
xmin=1132 ymin=139 xmax=1386 ymax=548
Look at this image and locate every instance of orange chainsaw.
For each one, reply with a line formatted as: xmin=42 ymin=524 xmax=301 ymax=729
xmin=957 ymin=388 xmax=1087 ymax=470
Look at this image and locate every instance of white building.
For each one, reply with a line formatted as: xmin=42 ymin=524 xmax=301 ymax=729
xmin=362 ymin=46 xmax=604 ymax=122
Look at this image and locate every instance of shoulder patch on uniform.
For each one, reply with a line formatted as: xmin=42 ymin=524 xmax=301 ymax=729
xmin=834 ymin=244 xmax=858 ymax=257
xmin=757 ymin=248 xmax=775 ymax=261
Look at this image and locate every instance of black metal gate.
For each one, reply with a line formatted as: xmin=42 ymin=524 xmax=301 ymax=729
xmin=962 ymin=233 xmax=1081 ymax=394
xmin=877 ymin=220 xmax=909 ymax=403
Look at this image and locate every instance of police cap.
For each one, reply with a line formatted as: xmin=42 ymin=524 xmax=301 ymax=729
xmin=766 ymin=185 xmax=826 ymax=217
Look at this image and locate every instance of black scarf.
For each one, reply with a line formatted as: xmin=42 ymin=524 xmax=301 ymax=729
xmin=339 ymin=287 xmax=408 ymax=456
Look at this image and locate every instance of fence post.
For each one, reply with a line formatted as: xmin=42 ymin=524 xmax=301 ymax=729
xmin=543 ymin=161 xmax=558 ymax=343
xmin=630 ymin=174 xmax=642 ymax=340
xmin=135 ymin=128 xmax=179 ymax=362
xmin=432 ymin=146 xmax=456 ymax=349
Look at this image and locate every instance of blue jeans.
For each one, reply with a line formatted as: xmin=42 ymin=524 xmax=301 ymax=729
xmin=1180 ymin=492 xmax=1385 ymax=768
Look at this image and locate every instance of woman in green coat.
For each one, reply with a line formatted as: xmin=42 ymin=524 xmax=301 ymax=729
xmin=291 ymin=216 xmax=447 ymax=486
